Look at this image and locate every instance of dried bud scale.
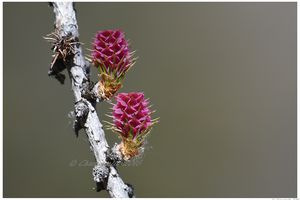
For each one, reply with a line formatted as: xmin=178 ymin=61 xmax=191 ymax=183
xmin=44 ymin=30 xmax=81 ymax=84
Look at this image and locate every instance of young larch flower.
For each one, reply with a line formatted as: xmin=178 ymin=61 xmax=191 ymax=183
xmin=107 ymin=92 xmax=158 ymax=160
xmin=91 ymin=29 xmax=135 ymax=100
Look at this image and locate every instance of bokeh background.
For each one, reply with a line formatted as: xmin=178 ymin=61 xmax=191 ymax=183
xmin=3 ymin=2 xmax=296 ymax=197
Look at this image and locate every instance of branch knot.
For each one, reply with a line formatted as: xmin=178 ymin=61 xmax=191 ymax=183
xmin=93 ymin=164 xmax=109 ymax=192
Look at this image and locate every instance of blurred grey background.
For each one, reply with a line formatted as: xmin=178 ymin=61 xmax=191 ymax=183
xmin=3 ymin=2 xmax=296 ymax=198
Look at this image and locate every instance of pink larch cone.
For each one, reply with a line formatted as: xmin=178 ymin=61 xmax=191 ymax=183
xmin=108 ymin=92 xmax=158 ymax=160
xmin=91 ymin=30 xmax=135 ymax=99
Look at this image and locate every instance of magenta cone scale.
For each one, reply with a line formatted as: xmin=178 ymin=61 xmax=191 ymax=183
xmin=113 ymin=92 xmax=152 ymax=138
xmin=92 ymin=29 xmax=132 ymax=74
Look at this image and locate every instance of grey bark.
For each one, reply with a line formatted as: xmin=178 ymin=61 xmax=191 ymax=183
xmin=48 ymin=2 xmax=133 ymax=198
